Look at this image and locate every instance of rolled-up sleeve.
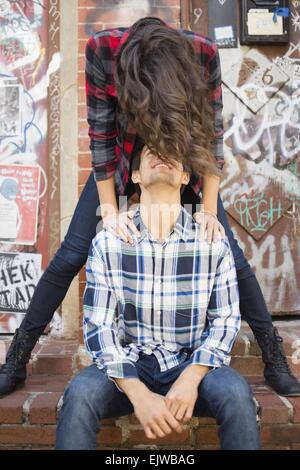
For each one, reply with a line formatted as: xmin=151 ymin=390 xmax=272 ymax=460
xmin=190 ymin=238 xmax=241 ymax=368
xmin=85 ymin=35 xmax=119 ymax=181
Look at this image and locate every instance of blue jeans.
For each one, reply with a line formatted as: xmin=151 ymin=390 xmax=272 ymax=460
xmin=55 ymin=352 xmax=261 ymax=450
xmin=20 ymin=172 xmax=273 ymax=334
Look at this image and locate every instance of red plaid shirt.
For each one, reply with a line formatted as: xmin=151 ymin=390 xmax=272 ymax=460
xmin=85 ymin=20 xmax=225 ymax=196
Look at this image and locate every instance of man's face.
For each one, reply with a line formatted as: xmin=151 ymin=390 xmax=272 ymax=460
xmin=132 ymin=145 xmax=190 ymax=193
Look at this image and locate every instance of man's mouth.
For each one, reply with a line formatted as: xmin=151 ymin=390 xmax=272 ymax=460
xmin=152 ymin=161 xmax=171 ymax=169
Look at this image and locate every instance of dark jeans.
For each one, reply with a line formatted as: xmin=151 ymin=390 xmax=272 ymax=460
xmin=55 ymin=352 xmax=261 ymax=450
xmin=20 ymin=172 xmax=273 ymax=333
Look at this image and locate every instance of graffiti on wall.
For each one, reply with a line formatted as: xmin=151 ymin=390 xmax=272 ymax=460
xmin=216 ymin=2 xmax=300 ymax=313
xmin=0 ymin=0 xmax=60 ymax=332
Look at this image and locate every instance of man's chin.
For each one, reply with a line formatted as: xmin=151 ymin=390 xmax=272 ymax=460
xmin=147 ymin=179 xmax=178 ymax=190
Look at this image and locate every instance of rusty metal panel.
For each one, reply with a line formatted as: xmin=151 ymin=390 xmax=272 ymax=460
xmin=182 ymin=0 xmax=300 ymax=314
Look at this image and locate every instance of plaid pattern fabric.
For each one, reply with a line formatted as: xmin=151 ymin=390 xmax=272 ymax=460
xmin=83 ymin=204 xmax=241 ymax=386
xmin=85 ymin=19 xmax=225 ymax=196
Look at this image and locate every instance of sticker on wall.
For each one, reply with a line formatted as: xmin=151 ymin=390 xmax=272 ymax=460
xmin=222 ymin=48 xmax=290 ymax=113
xmin=0 ymin=252 xmax=42 ymax=315
xmin=273 ymin=55 xmax=300 ymax=88
xmin=247 ymin=10 xmax=284 ymax=36
xmin=0 ymin=78 xmax=22 ymax=138
xmin=208 ymin=0 xmax=238 ymax=48
xmin=0 ymin=164 xmax=40 ymax=245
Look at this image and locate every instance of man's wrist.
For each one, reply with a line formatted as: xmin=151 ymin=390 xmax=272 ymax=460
xmin=114 ymin=377 xmax=150 ymax=405
xmin=181 ymin=364 xmax=210 ymax=385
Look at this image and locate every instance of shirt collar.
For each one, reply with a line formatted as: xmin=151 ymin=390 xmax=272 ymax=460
xmin=131 ymin=203 xmax=192 ymax=245
xmin=114 ymin=18 xmax=169 ymax=58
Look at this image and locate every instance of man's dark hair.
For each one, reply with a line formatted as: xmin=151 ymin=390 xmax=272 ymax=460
xmin=115 ymin=16 xmax=221 ymax=183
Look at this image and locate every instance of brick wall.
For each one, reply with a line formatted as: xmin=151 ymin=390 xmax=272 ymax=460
xmin=77 ymin=1 xmax=181 ymax=343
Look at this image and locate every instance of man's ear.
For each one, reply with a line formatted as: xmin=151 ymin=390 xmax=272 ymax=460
xmin=131 ymin=170 xmax=141 ymax=185
xmin=182 ymin=172 xmax=190 ymax=186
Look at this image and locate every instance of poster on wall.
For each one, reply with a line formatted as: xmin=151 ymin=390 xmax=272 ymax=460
xmin=0 ymin=164 xmax=40 ymax=245
xmin=0 ymin=252 xmax=42 ymax=333
xmin=0 ymin=79 xmax=22 ymax=138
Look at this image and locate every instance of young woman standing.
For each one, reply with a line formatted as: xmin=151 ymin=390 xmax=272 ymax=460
xmin=1 ymin=16 xmax=299 ymax=397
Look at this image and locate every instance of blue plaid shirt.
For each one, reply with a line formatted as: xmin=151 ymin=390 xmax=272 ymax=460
xmin=83 ymin=204 xmax=241 ymax=390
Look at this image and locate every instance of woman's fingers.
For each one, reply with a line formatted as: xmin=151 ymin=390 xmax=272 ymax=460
xmin=104 ymin=226 xmax=118 ymax=238
xmin=194 ymin=212 xmax=226 ymax=244
xmin=220 ymin=224 xmax=226 ymax=239
xmin=103 ymin=212 xmax=137 ymax=244
xmin=212 ymin=220 xmax=226 ymax=242
xmin=117 ymin=223 xmax=132 ymax=243
xmin=127 ymin=209 xmax=136 ymax=219
xmin=126 ymin=218 xmax=141 ymax=238
xmin=118 ymin=211 xmax=141 ymax=243
xmin=198 ymin=214 xmax=206 ymax=241
xmin=206 ymin=220 xmax=214 ymax=244
xmin=213 ymin=223 xmax=220 ymax=243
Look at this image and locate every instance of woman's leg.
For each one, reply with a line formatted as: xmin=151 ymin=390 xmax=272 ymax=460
xmin=215 ymin=192 xmax=273 ymax=332
xmin=20 ymin=171 xmax=101 ymax=331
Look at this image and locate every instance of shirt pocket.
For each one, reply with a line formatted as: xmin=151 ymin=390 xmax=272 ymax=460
xmin=174 ymin=309 xmax=200 ymax=329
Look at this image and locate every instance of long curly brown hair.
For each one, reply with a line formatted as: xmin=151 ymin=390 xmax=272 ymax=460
xmin=115 ymin=16 xmax=221 ymax=179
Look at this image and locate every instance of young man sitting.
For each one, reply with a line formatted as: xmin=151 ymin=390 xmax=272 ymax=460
xmin=55 ymin=144 xmax=261 ymax=450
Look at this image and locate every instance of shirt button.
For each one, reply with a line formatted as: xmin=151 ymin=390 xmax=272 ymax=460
xmin=145 ymin=347 xmax=152 ymax=355
xmin=156 ymin=310 xmax=161 ymax=315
